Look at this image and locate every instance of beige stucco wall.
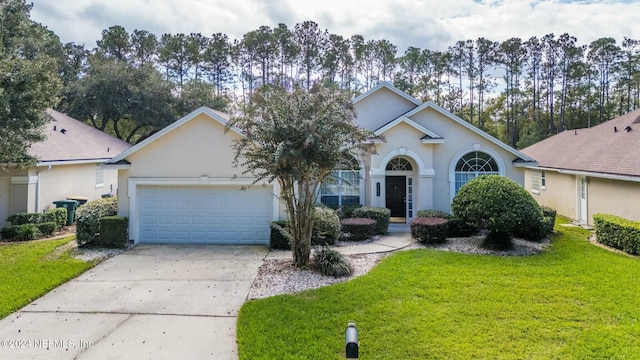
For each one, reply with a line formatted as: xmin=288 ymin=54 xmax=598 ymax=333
xmin=353 ymin=87 xmax=417 ymax=131
xmin=525 ymin=169 xmax=577 ymax=221
xmin=0 ymin=163 xmax=118 ymax=227
xmin=525 ymin=168 xmax=640 ymax=224
xmin=588 ymin=177 xmax=640 ymax=223
xmin=379 ymin=108 xmax=526 ymax=213
xmin=36 ymin=163 xmax=118 ymax=212
xmin=116 ymin=113 xmax=282 ymax=218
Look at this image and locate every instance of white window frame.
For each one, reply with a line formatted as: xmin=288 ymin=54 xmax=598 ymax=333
xmin=95 ymin=164 xmax=105 ymax=188
xmin=541 ymin=170 xmax=546 ymax=190
xmin=319 ymin=170 xmax=361 ymax=208
xmin=531 ymin=169 xmax=540 ymax=194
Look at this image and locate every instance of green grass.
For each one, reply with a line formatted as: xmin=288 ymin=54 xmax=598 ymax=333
xmin=238 ymin=218 xmax=640 ymax=359
xmin=0 ymin=236 xmax=93 ymax=319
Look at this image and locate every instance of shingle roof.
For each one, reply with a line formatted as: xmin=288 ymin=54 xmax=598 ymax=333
xmin=29 ymin=109 xmax=131 ymax=163
xmin=521 ymin=109 xmax=640 ymax=178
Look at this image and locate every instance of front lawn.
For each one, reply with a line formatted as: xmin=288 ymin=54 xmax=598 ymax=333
xmin=0 ymin=236 xmax=93 ymax=319
xmin=237 ymin=218 xmax=640 ymax=359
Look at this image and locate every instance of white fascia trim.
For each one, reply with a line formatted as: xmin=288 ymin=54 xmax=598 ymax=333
xmin=102 ymin=163 xmax=131 ymax=170
xmin=37 ymin=159 xmax=112 ymax=167
xmin=514 ymin=161 xmax=538 ymax=168
xmin=108 ymin=107 xmax=242 ymax=164
xmin=526 ymin=166 xmax=640 ymax=183
xmin=11 ymin=176 xmax=38 ymax=185
xmin=126 ymin=176 xmax=279 ymax=244
xmin=352 ymin=81 xmax=421 ymax=106
xmin=421 ymin=139 xmax=446 ymax=144
xmin=374 ymin=116 xmax=443 ymax=140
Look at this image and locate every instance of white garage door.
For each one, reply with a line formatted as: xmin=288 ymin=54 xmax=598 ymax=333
xmin=137 ymin=185 xmax=272 ymax=244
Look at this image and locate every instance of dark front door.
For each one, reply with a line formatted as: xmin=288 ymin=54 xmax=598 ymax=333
xmin=385 ymin=176 xmax=406 ymax=218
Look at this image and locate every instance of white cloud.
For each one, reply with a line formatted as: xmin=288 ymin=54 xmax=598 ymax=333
xmin=30 ymin=0 xmax=640 ymax=51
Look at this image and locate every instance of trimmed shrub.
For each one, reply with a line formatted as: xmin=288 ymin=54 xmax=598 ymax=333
xmin=337 ymin=204 xmax=362 ymax=219
xmin=351 ymin=206 xmax=391 ymax=235
xmin=76 ymin=197 xmax=118 ymax=246
xmin=313 ymin=246 xmax=353 ymax=277
xmin=594 ymin=214 xmax=640 ymax=255
xmin=513 ymin=205 xmax=557 ymax=241
xmin=416 ymin=209 xmax=452 ymax=219
xmin=416 ymin=209 xmax=479 ymax=237
xmin=411 ymin=217 xmax=449 ymax=244
xmin=340 ymin=217 xmax=376 ymax=241
xmin=7 ymin=212 xmax=41 ymax=225
xmin=43 ymin=208 xmax=68 ymax=228
xmin=1 ymin=226 xmax=20 ymax=241
xmin=312 ymin=206 xmax=341 ymax=246
xmin=36 ymin=222 xmax=58 ymax=236
xmin=452 ymin=175 xmax=542 ymax=250
xmin=270 ymin=221 xmax=291 ymax=250
xmin=98 ymin=216 xmax=129 ymax=248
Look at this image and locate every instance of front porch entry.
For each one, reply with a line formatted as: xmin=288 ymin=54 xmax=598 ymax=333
xmin=386 ymin=176 xmax=406 ymax=223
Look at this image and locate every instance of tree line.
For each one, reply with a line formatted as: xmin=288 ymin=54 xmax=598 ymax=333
xmin=2 ymin=0 xmax=639 ymax=156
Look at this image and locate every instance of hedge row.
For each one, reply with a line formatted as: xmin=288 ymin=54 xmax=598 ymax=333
xmin=594 ymin=214 xmax=640 ymax=255
xmin=6 ymin=208 xmax=67 ymax=228
xmin=410 ymin=217 xmax=448 ymax=244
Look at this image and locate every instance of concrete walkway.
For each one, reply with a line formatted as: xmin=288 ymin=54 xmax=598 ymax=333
xmin=0 ymin=229 xmax=413 ymax=360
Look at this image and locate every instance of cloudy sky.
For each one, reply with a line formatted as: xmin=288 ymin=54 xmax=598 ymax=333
xmin=30 ymin=0 xmax=640 ymax=52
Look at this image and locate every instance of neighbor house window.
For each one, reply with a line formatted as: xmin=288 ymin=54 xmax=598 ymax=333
xmin=454 ymin=151 xmax=499 ymax=194
xmin=541 ymin=170 xmax=546 ymax=189
xmin=319 ymin=170 xmax=360 ymax=209
xmin=95 ymin=164 xmax=104 ymax=188
xmin=531 ymin=170 xmax=541 ymax=194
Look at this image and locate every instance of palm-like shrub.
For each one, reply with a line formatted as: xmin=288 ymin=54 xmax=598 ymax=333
xmin=313 ymin=246 xmax=353 ymax=277
xmin=451 ymin=175 xmax=542 ymax=250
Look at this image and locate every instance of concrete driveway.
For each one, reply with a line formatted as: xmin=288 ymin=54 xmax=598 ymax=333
xmin=0 ymin=244 xmax=268 ymax=360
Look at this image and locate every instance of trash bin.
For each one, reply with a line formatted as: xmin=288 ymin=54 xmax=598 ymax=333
xmin=67 ymin=196 xmax=89 ymax=206
xmin=53 ymin=200 xmax=78 ymax=226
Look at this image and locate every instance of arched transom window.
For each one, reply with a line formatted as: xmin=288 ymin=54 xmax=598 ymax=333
xmin=454 ymin=151 xmax=499 ymax=193
xmin=386 ymin=158 xmax=413 ymax=171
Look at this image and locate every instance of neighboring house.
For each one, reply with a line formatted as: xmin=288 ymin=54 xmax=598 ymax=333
xmin=0 ymin=109 xmax=131 ymax=228
xmin=106 ymin=82 xmax=535 ymax=245
xmin=521 ymin=109 xmax=640 ymax=225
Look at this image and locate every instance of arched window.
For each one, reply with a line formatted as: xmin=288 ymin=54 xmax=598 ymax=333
xmin=454 ymin=151 xmax=499 ymax=193
xmin=319 ymin=157 xmax=361 ymax=209
xmin=386 ymin=158 xmax=413 ymax=171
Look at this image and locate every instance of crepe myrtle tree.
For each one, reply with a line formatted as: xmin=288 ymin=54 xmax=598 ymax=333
xmin=228 ymin=84 xmax=371 ymax=267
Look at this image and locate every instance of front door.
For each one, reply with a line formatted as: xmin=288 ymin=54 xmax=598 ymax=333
xmin=385 ymin=176 xmax=406 ymax=220
xmin=579 ymin=177 xmax=588 ymax=223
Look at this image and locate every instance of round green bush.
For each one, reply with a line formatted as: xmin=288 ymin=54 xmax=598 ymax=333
xmin=312 ymin=206 xmax=341 ymax=246
xmin=75 ymin=197 xmax=118 ymax=246
xmin=451 ymin=175 xmax=542 ymax=250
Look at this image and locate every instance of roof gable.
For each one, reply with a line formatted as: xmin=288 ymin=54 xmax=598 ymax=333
xmin=521 ymin=109 xmax=640 ymax=177
xmin=30 ymin=109 xmax=131 ymax=164
xmin=107 ymin=106 xmax=240 ymax=164
xmin=375 ymin=116 xmax=444 ymax=143
xmin=405 ymin=101 xmax=535 ymax=162
xmin=352 ymin=81 xmax=421 ymax=106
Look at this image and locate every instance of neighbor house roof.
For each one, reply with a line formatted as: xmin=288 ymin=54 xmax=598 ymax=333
xmin=30 ymin=109 xmax=131 ymax=165
xmin=521 ymin=109 xmax=640 ymax=178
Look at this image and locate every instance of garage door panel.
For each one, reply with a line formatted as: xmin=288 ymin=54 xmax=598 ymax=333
xmin=138 ymin=185 xmax=272 ymax=244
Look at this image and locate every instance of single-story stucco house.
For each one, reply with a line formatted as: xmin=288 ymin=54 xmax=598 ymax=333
xmin=106 ymin=82 xmax=536 ymax=245
xmin=0 ymin=109 xmax=131 ymax=228
xmin=521 ymin=109 xmax=640 ymax=225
